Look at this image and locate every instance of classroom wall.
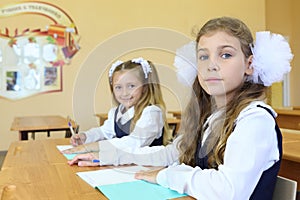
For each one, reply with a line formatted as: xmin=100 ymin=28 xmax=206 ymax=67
xmin=265 ymin=0 xmax=291 ymax=107
xmin=290 ymin=0 xmax=300 ymax=106
xmin=266 ymin=0 xmax=300 ymax=107
xmin=0 ymin=0 xmax=266 ymax=150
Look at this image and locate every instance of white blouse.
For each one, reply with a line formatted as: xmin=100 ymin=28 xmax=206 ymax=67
xmin=99 ymin=101 xmax=280 ymax=199
xmin=156 ymin=101 xmax=280 ymax=199
xmin=84 ymin=105 xmax=164 ymax=158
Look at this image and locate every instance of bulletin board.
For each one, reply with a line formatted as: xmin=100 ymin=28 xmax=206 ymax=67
xmin=0 ymin=1 xmax=80 ymax=100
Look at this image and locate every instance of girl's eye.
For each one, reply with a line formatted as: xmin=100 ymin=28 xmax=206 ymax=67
xmin=198 ymin=55 xmax=208 ymax=61
xmin=221 ymin=53 xmax=232 ymax=59
xmin=128 ymin=84 xmax=136 ymax=89
xmin=114 ymin=85 xmax=121 ymax=90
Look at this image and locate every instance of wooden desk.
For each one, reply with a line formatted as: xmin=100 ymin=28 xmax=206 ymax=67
xmin=2 ymin=138 xmax=72 ymax=170
xmin=169 ymin=108 xmax=300 ymax=130
xmin=0 ymin=138 xmax=194 ymax=200
xmin=95 ymin=113 xmax=108 ymax=126
xmin=292 ymin=106 xmax=300 ymax=110
xmin=0 ymin=164 xmax=103 ymax=199
xmin=95 ymin=113 xmax=181 ymax=136
xmin=275 ymin=108 xmax=300 ymax=130
xmin=0 ymin=138 xmax=107 ymax=199
xmin=279 ymin=130 xmax=300 ymax=191
xmin=10 ymin=115 xmax=76 ymax=140
xmin=1 ymin=138 xmax=102 ymax=171
xmin=2 ymin=132 xmax=298 ymax=199
xmin=168 ymin=111 xmax=182 ymax=119
xmin=167 ymin=118 xmax=181 ymax=136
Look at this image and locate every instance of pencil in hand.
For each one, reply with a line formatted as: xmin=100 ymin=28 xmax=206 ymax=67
xmin=67 ymin=116 xmax=76 ymax=136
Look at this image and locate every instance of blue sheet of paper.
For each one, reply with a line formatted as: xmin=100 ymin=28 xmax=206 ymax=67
xmin=56 ymin=145 xmax=77 ymax=160
xmin=63 ymin=153 xmax=77 ymax=160
xmin=97 ymin=180 xmax=187 ymax=200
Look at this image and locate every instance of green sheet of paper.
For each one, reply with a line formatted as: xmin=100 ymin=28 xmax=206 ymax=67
xmin=56 ymin=145 xmax=77 ymax=160
xmin=97 ymin=180 xmax=187 ymax=200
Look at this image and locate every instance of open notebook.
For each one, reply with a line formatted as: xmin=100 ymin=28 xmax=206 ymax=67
xmin=57 ymin=145 xmax=187 ymax=199
xmin=76 ymin=165 xmax=187 ymax=200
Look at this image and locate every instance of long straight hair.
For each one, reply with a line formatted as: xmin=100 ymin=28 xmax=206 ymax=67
xmin=178 ymin=17 xmax=269 ymax=167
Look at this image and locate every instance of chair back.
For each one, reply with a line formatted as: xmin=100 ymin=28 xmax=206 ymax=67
xmin=272 ymin=176 xmax=297 ymax=200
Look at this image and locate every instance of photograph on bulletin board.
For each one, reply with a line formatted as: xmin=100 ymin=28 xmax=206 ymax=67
xmin=44 ymin=66 xmax=62 ymax=91
xmin=6 ymin=71 xmax=20 ymax=91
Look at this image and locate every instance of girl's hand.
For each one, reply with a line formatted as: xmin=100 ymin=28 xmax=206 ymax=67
xmin=67 ymin=152 xmax=100 ymax=167
xmin=70 ymin=133 xmax=86 ymax=146
xmin=135 ymin=168 xmax=165 ymax=184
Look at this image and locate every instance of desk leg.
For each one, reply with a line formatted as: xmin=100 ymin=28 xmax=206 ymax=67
xmin=19 ymin=131 xmax=28 ymax=140
xmin=168 ymin=124 xmax=177 ymax=137
xmin=169 ymin=123 xmax=180 ymax=137
xmin=172 ymin=124 xmax=177 ymax=136
xmin=174 ymin=124 xmax=180 ymax=136
xmin=31 ymin=132 xmax=35 ymax=140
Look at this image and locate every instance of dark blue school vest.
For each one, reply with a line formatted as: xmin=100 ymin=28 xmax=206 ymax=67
xmin=195 ymin=105 xmax=282 ymax=199
xmin=114 ymin=107 xmax=163 ymax=146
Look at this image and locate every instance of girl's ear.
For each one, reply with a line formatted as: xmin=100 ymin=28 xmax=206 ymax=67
xmin=245 ymin=55 xmax=254 ymax=75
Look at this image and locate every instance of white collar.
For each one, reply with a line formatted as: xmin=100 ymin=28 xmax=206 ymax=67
xmin=243 ymin=101 xmax=277 ymax=117
xmin=116 ymin=105 xmax=135 ymax=125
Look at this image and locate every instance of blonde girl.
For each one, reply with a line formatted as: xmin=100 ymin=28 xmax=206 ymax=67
xmin=64 ymin=57 xmax=170 ymax=164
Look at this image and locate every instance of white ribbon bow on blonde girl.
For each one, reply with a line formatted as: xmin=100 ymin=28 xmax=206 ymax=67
xmin=109 ymin=57 xmax=152 ymax=79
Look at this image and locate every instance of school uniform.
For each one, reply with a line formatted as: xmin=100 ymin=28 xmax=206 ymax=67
xmin=84 ymin=104 xmax=164 ymax=155
xmin=156 ymin=101 xmax=281 ymax=199
xmin=99 ymin=101 xmax=281 ymax=199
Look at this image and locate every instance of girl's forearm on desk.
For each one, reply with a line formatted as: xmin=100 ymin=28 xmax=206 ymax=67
xmin=82 ymin=142 xmax=100 ymax=152
xmin=63 ymin=142 xmax=100 ymax=154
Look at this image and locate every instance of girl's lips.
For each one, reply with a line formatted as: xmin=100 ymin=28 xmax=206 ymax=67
xmin=205 ymin=77 xmax=222 ymax=81
xmin=120 ymin=97 xmax=133 ymax=100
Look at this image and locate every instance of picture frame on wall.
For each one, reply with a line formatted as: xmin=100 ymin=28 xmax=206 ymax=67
xmin=0 ymin=1 xmax=80 ymax=100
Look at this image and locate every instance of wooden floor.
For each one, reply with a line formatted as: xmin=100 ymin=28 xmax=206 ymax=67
xmin=0 ymin=151 xmax=7 ymax=169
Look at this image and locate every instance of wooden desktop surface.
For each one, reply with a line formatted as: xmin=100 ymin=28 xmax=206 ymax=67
xmin=95 ymin=113 xmax=181 ymax=136
xmin=168 ymin=111 xmax=182 ymax=119
xmin=282 ymin=130 xmax=300 ymax=163
xmin=293 ymin=106 xmax=300 ymax=110
xmin=1 ymin=130 xmax=298 ymax=199
xmin=0 ymin=138 xmax=108 ymax=199
xmin=274 ymin=108 xmax=300 ymax=130
xmin=279 ymin=130 xmax=300 ymax=191
xmin=0 ymin=138 xmax=194 ymax=200
xmin=0 ymin=164 xmax=103 ymax=199
xmin=95 ymin=113 xmax=181 ymax=125
xmin=169 ymin=109 xmax=300 ymax=130
xmin=2 ymin=138 xmax=75 ymax=170
xmin=10 ymin=115 xmax=75 ymax=140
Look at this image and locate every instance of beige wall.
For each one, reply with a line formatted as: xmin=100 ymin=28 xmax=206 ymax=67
xmin=266 ymin=0 xmax=299 ymax=107
xmin=265 ymin=0 xmax=292 ymax=107
xmin=0 ymin=0 xmax=266 ymax=150
xmin=290 ymin=0 xmax=300 ymax=106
